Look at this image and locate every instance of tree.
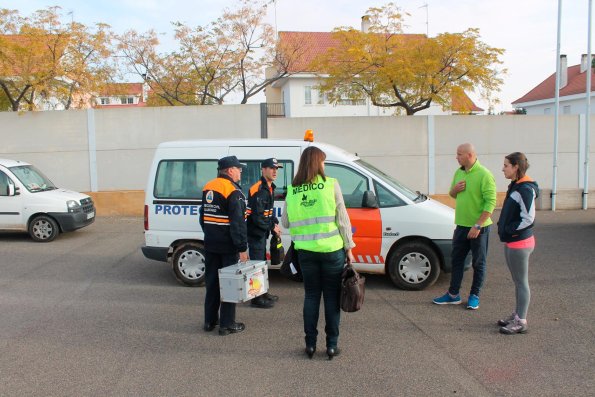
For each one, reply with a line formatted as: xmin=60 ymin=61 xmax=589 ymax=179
xmin=117 ymin=0 xmax=303 ymax=105
xmin=0 ymin=7 xmax=116 ymax=111
xmin=313 ymin=3 xmax=505 ymax=115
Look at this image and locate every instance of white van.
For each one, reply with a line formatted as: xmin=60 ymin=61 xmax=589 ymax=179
xmin=142 ymin=138 xmax=459 ymax=290
xmin=0 ymin=159 xmax=95 ymax=242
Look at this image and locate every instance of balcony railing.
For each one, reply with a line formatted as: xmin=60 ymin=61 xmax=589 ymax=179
xmin=266 ymin=103 xmax=285 ymax=117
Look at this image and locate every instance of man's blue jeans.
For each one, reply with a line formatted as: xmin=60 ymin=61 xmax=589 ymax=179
xmin=298 ymin=248 xmax=345 ymax=349
xmin=448 ymin=225 xmax=490 ymax=297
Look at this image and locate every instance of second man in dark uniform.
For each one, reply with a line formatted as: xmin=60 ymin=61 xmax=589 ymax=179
xmin=247 ymin=158 xmax=282 ymax=309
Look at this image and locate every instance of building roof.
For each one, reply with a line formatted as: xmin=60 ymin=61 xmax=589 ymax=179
xmin=452 ymin=91 xmax=484 ymax=113
xmin=512 ymin=64 xmax=595 ymax=104
xmin=279 ymin=31 xmax=426 ymax=73
xmin=99 ymin=83 xmax=144 ymax=96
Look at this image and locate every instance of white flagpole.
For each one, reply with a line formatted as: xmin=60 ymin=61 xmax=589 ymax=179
xmin=552 ymin=0 xmax=562 ymax=211
xmin=584 ymin=0 xmax=593 ymax=210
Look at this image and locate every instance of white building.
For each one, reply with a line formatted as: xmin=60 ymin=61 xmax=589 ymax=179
xmin=265 ymin=28 xmax=483 ymax=118
xmin=512 ymin=54 xmax=595 ymax=115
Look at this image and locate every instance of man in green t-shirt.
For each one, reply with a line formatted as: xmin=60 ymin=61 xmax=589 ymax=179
xmin=433 ymin=143 xmax=496 ymax=310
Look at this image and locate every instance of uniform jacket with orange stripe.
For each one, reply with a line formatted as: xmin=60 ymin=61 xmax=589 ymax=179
xmin=199 ymin=175 xmax=247 ymax=253
xmin=247 ymin=177 xmax=278 ymax=239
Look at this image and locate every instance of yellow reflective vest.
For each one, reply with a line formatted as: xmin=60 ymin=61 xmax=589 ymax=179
xmin=286 ymin=175 xmax=343 ymax=253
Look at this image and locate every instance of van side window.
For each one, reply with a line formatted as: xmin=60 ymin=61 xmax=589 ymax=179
xmin=154 ymin=160 xmax=218 ymax=199
xmin=0 ymin=171 xmax=10 ymax=196
xmin=324 ymin=164 xmax=369 ymax=208
xmin=374 ymin=180 xmax=406 ymax=207
xmin=238 ymin=160 xmax=293 ymax=201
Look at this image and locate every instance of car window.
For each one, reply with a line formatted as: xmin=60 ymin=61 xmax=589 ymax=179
xmin=9 ymin=165 xmax=56 ymax=193
xmin=154 ymin=160 xmax=218 ymax=199
xmin=324 ymin=163 xmax=369 ymax=208
xmin=374 ymin=180 xmax=407 ymax=207
xmin=153 ymin=159 xmax=294 ymax=201
xmin=238 ymin=160 xmax=294 ymax=200
xmin=0 ymin=171 xmax=10 ymax=196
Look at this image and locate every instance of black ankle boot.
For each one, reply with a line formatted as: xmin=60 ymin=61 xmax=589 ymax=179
xmin=305 ymin=346 xmax=316 ymax=359
xmin=326 ymin=347 xmax=340 ymax=360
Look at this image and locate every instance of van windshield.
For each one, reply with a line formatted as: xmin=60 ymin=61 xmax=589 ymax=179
xmin=355 ymin=159 xmax=423 ymax=202
xmin=10 ymin=165 xmax=57 ymax=193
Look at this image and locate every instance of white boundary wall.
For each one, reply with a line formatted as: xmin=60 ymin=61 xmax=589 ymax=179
xmin=0 ymin=106 xmax=593 ymax=207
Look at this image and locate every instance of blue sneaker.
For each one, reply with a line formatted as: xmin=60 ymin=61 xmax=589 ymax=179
xmin=467 ymin=294 xmax=480 ymax=310
xmin=432 ymin=292 xmax=461 ymax=305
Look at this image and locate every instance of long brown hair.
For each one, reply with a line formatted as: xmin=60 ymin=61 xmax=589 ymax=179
xmin=292 ymin=146 xmax=326 ymax=186
xmin=505 ymin=152 xmax=529 ymax=180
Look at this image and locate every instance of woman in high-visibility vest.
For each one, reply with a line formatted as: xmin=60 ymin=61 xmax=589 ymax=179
xmin=281 ymin=146 xmax=355 ymax=360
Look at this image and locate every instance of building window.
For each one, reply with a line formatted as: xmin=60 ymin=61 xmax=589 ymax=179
xmin=100 ymin=97 xmax=109 ymax=105
xmin=563 ymin=105 xmax=571 ymax=114
xmin=304 ymin=86 xmax=312 ymax=105
xmin=544 ymin=108 xmax=551 ymax=115
xmin=316 ymin=89 xmax=325 ymax=105
xmin=120 ymin=96 xmax=135 ymax=105
xmin=337 ymin=96 xmax=366 ymax=106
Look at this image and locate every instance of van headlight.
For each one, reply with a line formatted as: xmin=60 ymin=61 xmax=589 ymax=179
xmin=67 ymin=200 xmax=82 ymax=213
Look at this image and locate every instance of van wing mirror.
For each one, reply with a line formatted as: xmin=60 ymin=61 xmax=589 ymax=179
xmin=9 ymin=185 xmax=20 ymax=196
xmin=362 ymin=190 xmax=379 ymax=208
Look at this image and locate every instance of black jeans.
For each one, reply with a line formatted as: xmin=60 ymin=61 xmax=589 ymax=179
xmin=248 ymin=235 xmax=267 ymax=261
xmin=448 ymin=225 xmax=490 ymax=297
xmin=204 ymin=251 xmax=239 ymax=327
xmin=298 ymin=248 xmax=345 ymax=349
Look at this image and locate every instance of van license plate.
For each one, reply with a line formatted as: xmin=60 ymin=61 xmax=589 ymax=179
xmin=87 ymin=212 xmax=95 ymax=220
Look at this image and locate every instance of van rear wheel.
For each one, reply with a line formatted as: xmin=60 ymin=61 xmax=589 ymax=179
xmin=172 ymin=243 xmax=206 ymax=287
xmin=29 ymin=215 xmax=59 ymax=242
xmin=387 ymin=241 xmax=440 ymax=290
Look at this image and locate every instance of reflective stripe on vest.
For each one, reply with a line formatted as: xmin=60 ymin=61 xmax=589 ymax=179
xmin=286 ymin=176 xmax=343 ymax=253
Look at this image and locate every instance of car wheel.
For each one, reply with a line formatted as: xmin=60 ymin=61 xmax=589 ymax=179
xmin=387 ymin=241 xmax=440 ymax=290
xmin=29 ymin=215 xmax=60 ymax=242
xmin=172 ymin=243 xmax=206 ymax=287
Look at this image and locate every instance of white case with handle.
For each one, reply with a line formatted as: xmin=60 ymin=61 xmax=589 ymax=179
xmin=218 ymin=260 xmax=269 ymax=303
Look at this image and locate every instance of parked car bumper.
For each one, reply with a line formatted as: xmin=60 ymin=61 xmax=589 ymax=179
xmin=49 ymin=210 xmax=95 ymax=232
xmin=141 ymin=245 xmax=169 ymax=262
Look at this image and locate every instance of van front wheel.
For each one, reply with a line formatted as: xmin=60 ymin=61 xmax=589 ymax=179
xmin=29 ymin=215 xmax=59 ymax=242
xmin=172 ymin=243 xmax=206 ymax=287
xmin=388 ymin=241 xmax=440 ymax=290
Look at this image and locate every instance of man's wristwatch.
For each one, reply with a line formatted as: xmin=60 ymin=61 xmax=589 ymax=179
xmin=473 ymin=224 xmax=481 ymax=230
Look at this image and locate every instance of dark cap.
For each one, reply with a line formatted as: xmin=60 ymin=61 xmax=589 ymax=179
xmin=261 ymin=158 xmax=283 ymax=169
xmin=218 ymin=155 xmax=246 ymax=170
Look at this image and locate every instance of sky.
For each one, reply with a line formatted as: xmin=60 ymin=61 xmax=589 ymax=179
xmin=3 ymin=0 xmax=594 ymax=113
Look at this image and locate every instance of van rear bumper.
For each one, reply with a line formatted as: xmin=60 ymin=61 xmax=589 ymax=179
xmin=142 ymin=245 xmax=169 ymax=262
xmin=49 ymin=211 xmax=95 ymax=232
xmin=433 ymin=239 xmax=472 ymax=273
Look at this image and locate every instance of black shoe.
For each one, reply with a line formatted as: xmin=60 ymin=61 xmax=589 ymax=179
xmin=218 ymin=322 xmax=245 ymax=336
xmin=326 ymin=347 xmax=340 ymax=360
xmin=263 ymin=292 xmax=279 ymax=302
xmin=305 ymin=346 xmax=316 ymax=359
xmin=203 ymin=320 xmax=219 ymax=332
xmin=251 ymin=296 xmax=275 ymax=309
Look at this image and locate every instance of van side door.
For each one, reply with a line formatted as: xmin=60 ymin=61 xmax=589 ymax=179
xmin=0 ymin=170 xmax=24 ymax=229
xmin=325 ymin=163 xmax=383 ymax=269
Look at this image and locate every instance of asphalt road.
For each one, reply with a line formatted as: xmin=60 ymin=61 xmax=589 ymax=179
xmin=0 ymin=210 xmax=594 ymax=397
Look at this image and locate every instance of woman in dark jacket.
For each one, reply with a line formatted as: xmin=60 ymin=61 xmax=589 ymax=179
xmin=497 ymin=152 xmax=538 ymax=335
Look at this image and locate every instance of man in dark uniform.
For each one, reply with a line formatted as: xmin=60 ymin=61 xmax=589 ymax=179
xmin=200 ymin=155 xmax=248 ymax=336
xmin=247 ymin=158 xmax=282 ymax=309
